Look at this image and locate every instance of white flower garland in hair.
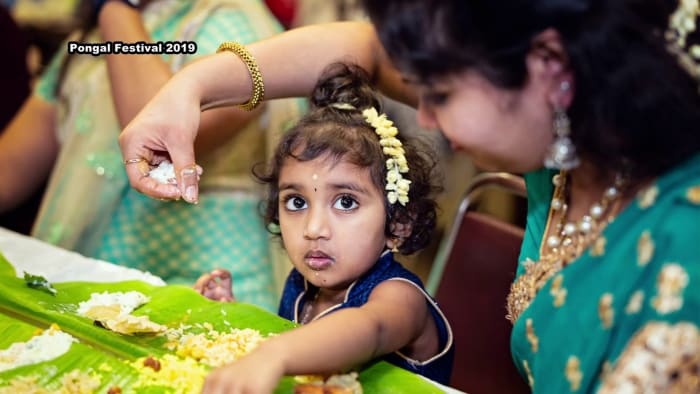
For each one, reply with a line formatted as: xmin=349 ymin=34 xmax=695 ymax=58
xmin=362 ymin=107 xmax=411 ymax=205
xmin=666 ymin=0 xmax=700 ymax=82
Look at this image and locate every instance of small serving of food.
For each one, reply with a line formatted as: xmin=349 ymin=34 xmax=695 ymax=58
xmin=0 ymin=369 xmax=100 ymax=394
xmin=165 ymin=323 xmax=266 ymax=367
xmin=23 ymin=272 xmax=57 ymax=296
xmin=148 ymin=161 xmax=177 ymax=185
xmin=77 ymin=291 xmax=149 ymax=316
xmin=129 ymin=354 xmax=208 ymax=393
xmin=76 ymin=291 xmax=166 ymax=335
xmin=294 ymin=372 xmax=363 ymax=394
xmin=0 ymin=324 xmax=76 ymax=373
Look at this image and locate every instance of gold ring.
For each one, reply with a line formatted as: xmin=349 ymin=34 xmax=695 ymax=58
xmin=124 ymin=158 xmax=146 ymax=165
xmin=181 ymin=164 xmax=198 ymax=176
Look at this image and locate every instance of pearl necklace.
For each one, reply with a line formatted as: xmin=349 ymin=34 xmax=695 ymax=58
xmin=506 ymin=170 xmax=626 ymax=324
xmin=543 ymin=172 xmax=626 ymax=261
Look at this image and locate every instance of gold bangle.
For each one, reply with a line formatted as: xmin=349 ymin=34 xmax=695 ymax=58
xmin=216 ymin=42 xmax=265 ymax=111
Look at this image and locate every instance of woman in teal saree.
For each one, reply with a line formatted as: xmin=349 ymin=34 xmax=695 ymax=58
xmin=117 ymin=0 xmax=699 ymax=392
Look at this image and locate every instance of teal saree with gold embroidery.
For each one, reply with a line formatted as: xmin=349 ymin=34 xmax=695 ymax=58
xmin=510 ymin=153 xmax=700 ymax=393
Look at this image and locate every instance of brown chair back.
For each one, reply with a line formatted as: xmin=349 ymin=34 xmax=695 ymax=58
xmin=427 ymin=173 xmax=530 ymax=393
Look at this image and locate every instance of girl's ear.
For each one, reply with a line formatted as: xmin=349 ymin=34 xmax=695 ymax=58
xmin=391 ymin=221 xmax=412 ymax=237
xmin=385 ymin=221 xmax=412 ymax=249
xmin=528 ymin=28 xmax=575 ymax=109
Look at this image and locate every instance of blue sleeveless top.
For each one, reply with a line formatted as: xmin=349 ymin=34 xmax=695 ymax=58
xmin=278 ymin=252 xmax=455 ymax=384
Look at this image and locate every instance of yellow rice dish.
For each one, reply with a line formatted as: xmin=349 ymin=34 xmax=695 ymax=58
xmin=0 ymin=321 xmax=267 ymax=393
xmin=166 ymin=323 xmax=267 ymax=367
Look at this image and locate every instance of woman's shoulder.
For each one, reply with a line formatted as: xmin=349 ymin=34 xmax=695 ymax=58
xmin=628 ymin=153 xmax=700 ymax=248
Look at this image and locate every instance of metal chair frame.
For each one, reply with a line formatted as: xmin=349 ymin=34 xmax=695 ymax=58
xmin=426 ymin=172 xmax=527 ymax=295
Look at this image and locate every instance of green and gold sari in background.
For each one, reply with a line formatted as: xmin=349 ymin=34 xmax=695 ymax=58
xmin=511 ymin=153 xmax=700 ymax=393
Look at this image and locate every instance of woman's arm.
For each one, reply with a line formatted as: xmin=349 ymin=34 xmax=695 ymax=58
xmin=193 ymin=21 xmax=416 ymax=109
xmin=119 ymin=21 xmax=417 ymax=202
xmin=0 ymin=96 xmax=58 ymax=213
xmin=201 ymin=280 xmax=430 ymax=394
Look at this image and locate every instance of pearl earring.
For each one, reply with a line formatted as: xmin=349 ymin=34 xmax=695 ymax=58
xmin=543 ymin=82 xmax=580 ymax=170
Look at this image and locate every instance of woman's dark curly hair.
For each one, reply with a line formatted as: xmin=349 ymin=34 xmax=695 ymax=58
xmin=363 ymin=0 xmax=700 ymax=182
xmin=254 ymin=63 xmax=441 ymax=255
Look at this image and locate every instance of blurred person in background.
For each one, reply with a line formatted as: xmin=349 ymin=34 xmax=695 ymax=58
xmin=0 ymin=5 xmax=40 ymax=235
xmin=0 ymin=0 xmax=305 ymax=312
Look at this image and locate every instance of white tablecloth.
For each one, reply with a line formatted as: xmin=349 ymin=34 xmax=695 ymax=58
xmin=0 ymin=227 xmax=164 ymax=285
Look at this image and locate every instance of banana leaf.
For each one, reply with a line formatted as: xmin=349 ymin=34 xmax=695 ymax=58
xmin=0 ymin=313 xmax=142 ymax=392
xmin=0 ymin=253 xmax=444 ymax=393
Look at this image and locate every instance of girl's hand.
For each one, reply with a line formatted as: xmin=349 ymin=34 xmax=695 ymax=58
xmin=194 ymin=269 xmax=235 ymax=302
xmin=201 ymin=348 xmax=285 ymax=394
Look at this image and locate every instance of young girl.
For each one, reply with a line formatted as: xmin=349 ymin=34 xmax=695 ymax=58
xmin=201 ymin=63 xmax=454 ymax=393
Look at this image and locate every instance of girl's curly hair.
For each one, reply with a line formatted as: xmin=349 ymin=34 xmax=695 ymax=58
xmin=253 ymin=63 xmax=442 ymax=255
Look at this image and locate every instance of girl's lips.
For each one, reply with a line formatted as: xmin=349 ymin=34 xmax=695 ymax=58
xmin=306 ymin=257 xmax=333 ymax=270
xmin=304 ymin=251 xmax=333 ymax=270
